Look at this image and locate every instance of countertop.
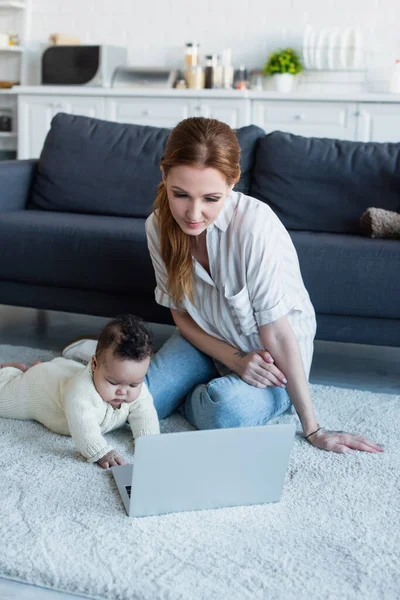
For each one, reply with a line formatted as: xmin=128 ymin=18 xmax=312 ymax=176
xmin=5 ymin=85 xmax=400 ymax=103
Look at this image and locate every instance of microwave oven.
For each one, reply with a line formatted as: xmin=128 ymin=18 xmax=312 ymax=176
xmin=41 ymin=45 xmax=127 ymax=86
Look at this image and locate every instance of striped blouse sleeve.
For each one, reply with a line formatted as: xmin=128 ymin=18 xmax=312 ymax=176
xmin=244 ymin=208 xmax=297 ymax=326
xmin=145 ymin=213 xmax=178 ymax=309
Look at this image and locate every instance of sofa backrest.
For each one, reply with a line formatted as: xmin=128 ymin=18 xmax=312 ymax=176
xmin=250 ymin=131 xmax=400 ymax=234
xmin=29 ymin=113 xmax=264 ymax=218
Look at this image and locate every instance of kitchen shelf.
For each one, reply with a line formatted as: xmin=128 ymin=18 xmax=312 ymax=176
xmin=0 ymin=46 xmax=24 ymax=52
xmin=0 ymin=1 xmax=26 ymax=9
xmin=0 ymin=131 xmax=17 ymax=137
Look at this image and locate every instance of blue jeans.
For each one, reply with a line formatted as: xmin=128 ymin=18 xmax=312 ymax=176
xmin=146 ymin=332 xmax=292 ymax=430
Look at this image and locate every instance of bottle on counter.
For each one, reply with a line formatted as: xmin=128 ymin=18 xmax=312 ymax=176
xmin=213 ymin=55 xmax=223 ymax=89
xmin=389 ymin=59 xmax=400 ymax=93
xmin=221 ymin=48 xmax=234 ymax=89
xmin=204 ymin=54 xmax=218 ymax=89
xmin=184 ymin=42 xmax=199 ymax=84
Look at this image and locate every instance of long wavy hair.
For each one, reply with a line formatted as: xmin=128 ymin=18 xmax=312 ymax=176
xmin=153 ymin=117 xmax=241 ymax=306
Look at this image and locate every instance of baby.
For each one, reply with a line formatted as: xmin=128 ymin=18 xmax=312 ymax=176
xmin=0 ymin=314 xmax=160 ymax=468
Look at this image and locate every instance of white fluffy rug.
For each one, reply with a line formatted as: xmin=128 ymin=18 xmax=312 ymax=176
xmin=0 ymin=344 xmax=399 ymax=600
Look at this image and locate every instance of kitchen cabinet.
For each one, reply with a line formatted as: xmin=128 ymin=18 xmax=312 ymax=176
xmin=18 ymin=95 xmax=106 ymax=159
xmin=252 ymin=100 xmax=358 ymax=140
xmin=106 ymin=97 xmax=191 ymax=127
xmin=355 ymin=103 xmax=400 ymax=142
xmin=189 ymin=98 xmax=250 ymax=128
xmin=16 ymin=90 xmax=400 ymax=159
xmin=107 ymin=97 xmax=249 ymax=129
xmin=19 ymin=94 xmax=250 ymax=158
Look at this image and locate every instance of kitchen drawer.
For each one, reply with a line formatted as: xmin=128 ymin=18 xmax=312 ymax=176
xmin=252 ymin=100 xmax=358 ymax=140
xmin=189 ymin=98 xmax=250 ymax=128
xmin=107 ymin=98 xmax=191 ymax=128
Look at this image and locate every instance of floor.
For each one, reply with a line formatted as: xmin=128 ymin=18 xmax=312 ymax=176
xmin=1 ymin=304 xmax=399 ymax=600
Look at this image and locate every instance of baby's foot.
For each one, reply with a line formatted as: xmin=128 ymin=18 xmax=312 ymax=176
xmin=0 ymin=362 xmax=28 ymax=371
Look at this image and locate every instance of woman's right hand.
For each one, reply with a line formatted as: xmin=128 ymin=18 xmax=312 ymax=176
xmin=232 ymin=350 xmax=287 ymax=389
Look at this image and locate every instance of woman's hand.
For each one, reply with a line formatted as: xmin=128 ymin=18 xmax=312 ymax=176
xmin=97 ymin=450 xmax=126 ymax=469
xmin=306 ymin=429 xmax=384 ymax=454
xmin=232 ymin=349 xmax=287 ymax=389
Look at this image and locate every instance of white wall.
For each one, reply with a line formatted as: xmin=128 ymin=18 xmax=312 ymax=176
xmin=30 ymin=0 xmax=400 ymax=72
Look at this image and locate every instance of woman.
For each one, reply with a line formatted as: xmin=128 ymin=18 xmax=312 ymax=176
xmin=65 ymin=117 xmax=382 ymax=455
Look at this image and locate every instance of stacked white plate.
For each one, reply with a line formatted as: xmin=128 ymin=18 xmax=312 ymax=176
xmin=303 ymin=25 xmax=365 ymax=71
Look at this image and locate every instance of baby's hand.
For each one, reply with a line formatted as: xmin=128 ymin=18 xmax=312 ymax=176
xmin=97 ymin=450 xmax=126 ymax=469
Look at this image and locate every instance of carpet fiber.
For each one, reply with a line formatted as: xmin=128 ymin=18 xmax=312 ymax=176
xmin=0 ymin=344 xmax=399 ymax=600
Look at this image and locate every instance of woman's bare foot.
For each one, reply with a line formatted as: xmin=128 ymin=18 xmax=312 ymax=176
xmin=0 ymin=362 xmax=28 ymax=371
xmin=0 ymin=360 xmax=42 ymax=371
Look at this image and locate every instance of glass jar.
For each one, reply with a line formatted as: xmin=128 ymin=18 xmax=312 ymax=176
xmin=234 ymin=65 xmax=249 ymax=90
xmin=250 ymin=69 xmax=264 ymax=91
xmin=184 ymin=43 xmax=199 ymax=82
xmin=187 ymin=65 xmax=204 ymax=90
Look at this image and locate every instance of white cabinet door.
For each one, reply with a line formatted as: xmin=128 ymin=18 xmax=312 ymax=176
xmin=190 ymin=99 xmax=250 ymax=128
xmin=18 ymin=95 xmax=105 ymax=159
xmin=107 ymin=97 xmax=191 ymax=127
xmin=356 ymin=104 xmax=400 ymax=142
xmin=62 ymin=97 xmax=106 ymax=120
xmin=252 ymin=100 xmax=358 ymax=140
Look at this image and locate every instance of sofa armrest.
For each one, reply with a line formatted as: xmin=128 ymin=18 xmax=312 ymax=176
xmin=0 ymin=159 xmax=38 ymax=212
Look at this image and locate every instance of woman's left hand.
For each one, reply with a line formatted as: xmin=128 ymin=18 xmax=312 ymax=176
xmin=307 ymin=429 xmax=384 ymax=454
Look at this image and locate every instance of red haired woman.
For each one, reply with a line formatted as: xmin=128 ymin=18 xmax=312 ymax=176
xmin=65 ymin=117 xmax=382 ymax=455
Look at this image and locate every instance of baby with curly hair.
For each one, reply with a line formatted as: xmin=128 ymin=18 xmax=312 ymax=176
xmin=0 ymin=314 xmax=159 ymax=468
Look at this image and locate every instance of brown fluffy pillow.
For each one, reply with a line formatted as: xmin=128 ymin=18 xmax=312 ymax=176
xmin=360 ymin=207 xmax=400 ymax=239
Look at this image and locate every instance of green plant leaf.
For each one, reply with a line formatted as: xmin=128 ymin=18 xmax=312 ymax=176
xmin=263 ymin=47 xmax=303 ymax=76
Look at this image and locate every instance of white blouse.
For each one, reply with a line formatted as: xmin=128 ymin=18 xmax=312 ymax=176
xmin=145 ymin=191 xmax=317 ymax=378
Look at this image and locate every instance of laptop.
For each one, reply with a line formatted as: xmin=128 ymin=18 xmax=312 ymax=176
xmin=111 ymin=423 xmax=295 ymax=517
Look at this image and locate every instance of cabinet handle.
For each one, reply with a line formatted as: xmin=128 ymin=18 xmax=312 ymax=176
xmin=53 ymin=103 xmax=63 ymax=110
xmin=142 ymin=109 xmax=150 ymax=116
xmin=195 ymin=105 xmax=201 ymax=111
xmin=293 ymin=114 xmax=304 ymax=121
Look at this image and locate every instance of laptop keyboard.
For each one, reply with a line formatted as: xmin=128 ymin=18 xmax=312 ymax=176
xmin=125 ymin=485 xmax=131 ymax=498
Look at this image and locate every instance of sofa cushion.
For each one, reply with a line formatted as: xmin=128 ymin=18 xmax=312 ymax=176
xmin=251 ymin=132 xmax=400 ymax=234
xmin=233 ymin=124 xmax=265 ymax=195
xmin=30 ymin=115 xmax=169 ymax=218
xmin=29 ymin=113 xmax=264 ymax=218
xmin=290 ymin=230 xmax=400 ymax=319
xmin=0 ymin=210 xmax=156 ymax=296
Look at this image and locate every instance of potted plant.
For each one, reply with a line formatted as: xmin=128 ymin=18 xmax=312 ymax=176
xmin=263 ymin=48 xmax=303 ymax=93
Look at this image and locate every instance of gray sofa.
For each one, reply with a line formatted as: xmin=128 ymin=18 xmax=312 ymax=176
xmin=0 ymin=113 xmax=399 ymax=347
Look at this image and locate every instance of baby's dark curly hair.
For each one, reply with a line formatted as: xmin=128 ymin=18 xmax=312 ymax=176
xmin=95 ymin=314 xmax=153 ymax=363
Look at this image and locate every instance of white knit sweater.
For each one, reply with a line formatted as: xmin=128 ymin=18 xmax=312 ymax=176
xmin=0 ymin=358 xmax=160 ymax=463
